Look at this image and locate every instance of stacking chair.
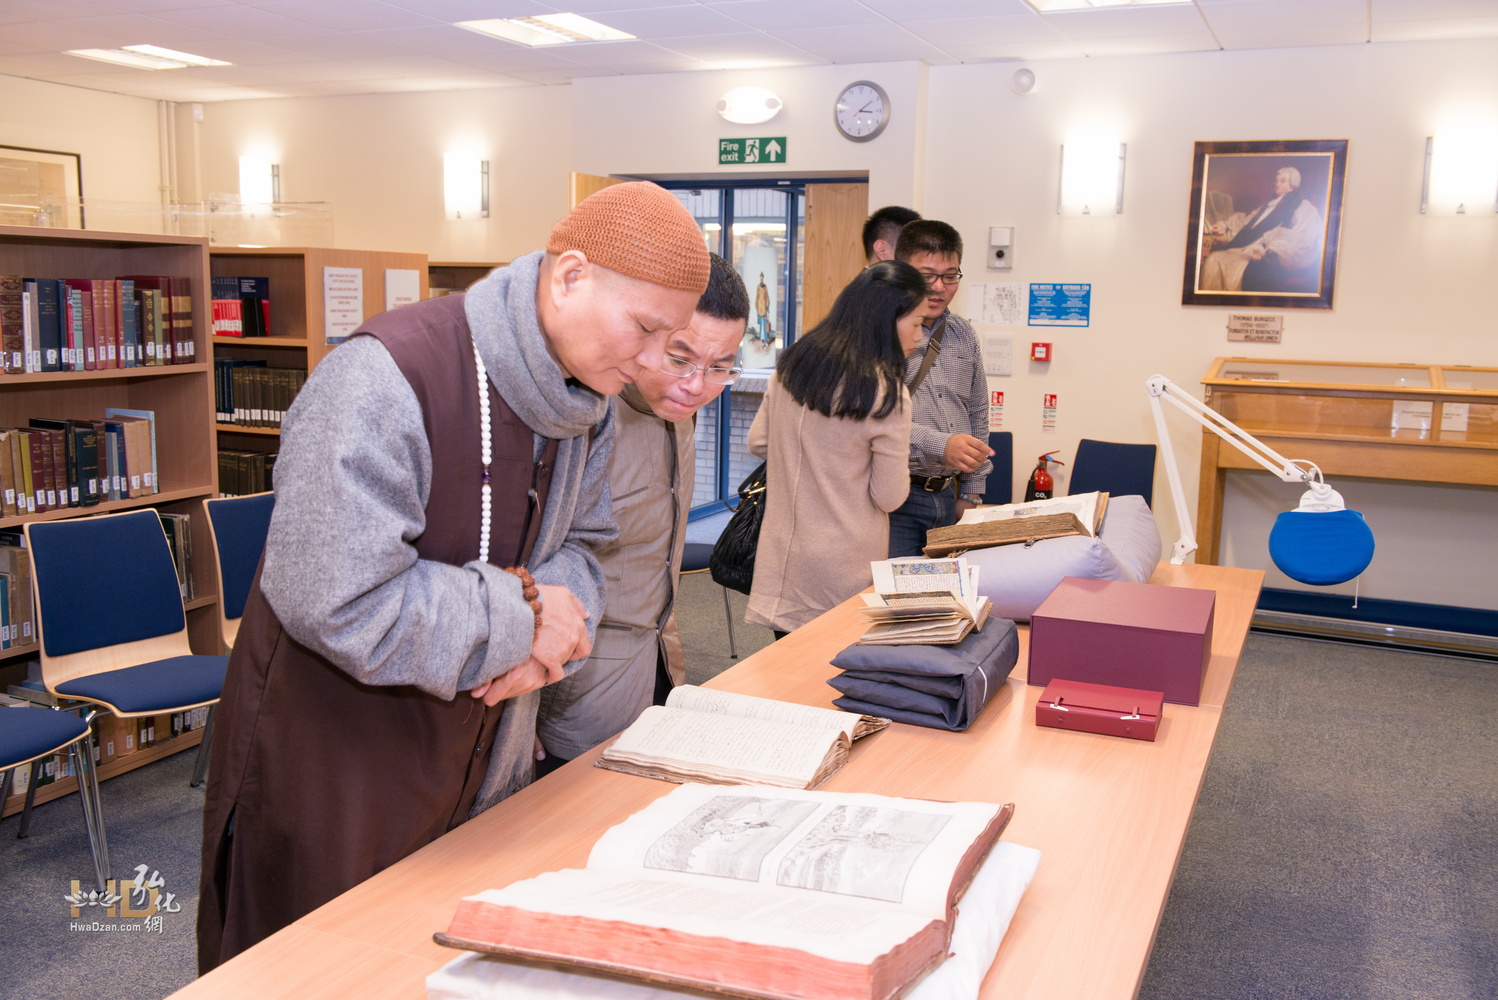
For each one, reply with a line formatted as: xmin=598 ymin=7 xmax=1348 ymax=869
xmin=25 ymin=510 xmax=229 ymax=797
xmin=680 ymin=542 xmax=738 ymax=659
xmin=982 ymin=432 xmax=1014 ymax=506
xmin=203 ymin=492 xmax=276 ymax=651
xmin=1 ymin=706 xmax=109 ymax=890
xmin=1068 ymin=438 xmax=1158 ymax=508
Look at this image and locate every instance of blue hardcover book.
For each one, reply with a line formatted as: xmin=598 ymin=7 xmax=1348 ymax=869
xmin=32 ymin=277 xmax=63 ymax=372
xmin=118 ymin=279 xmax=139 ymax=367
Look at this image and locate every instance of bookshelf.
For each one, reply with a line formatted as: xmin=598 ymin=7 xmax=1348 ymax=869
xmin=210 ymin=247 xmax=428 ymax=483
xmin=428 ymin=261 xmax=502 ymax=297
xmin=1 ymin=224 xmax=220 ymax=813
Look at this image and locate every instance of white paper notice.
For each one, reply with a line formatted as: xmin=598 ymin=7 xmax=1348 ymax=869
xmin=981 ymin=332 xmax=1013 ymax=376
xmin=384 ymin=268 xmax=421 ymax=312
xmin=989 ymin=390 xmax=1005 ymax=431
xmin=324 ymin=266 xmax=363 ymax=345
xmin=976 ymin=282 xmax=1026 ymax=326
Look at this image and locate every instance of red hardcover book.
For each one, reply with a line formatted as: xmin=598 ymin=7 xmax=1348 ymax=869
xmin=61 ymin=278 xmax=100 ymax=370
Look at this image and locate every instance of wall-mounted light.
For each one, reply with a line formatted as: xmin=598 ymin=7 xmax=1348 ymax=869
xmin=444 ymin=153 xmax=489 ymax=220
xmin=1058 ymin=136 xmax=1126 ymax=216
xmin=239 ymin=156 xmax=279 ymax=206
xmin=1421 ymin=130 xmax=1498 ymax=215
xmin=717 ymin=86 xmax=783 ymax=125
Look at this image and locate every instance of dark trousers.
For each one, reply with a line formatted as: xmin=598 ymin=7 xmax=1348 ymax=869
xmin=887 ymin=483 xmax=958 ymax=558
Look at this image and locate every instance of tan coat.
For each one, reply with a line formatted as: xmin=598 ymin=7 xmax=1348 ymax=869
xmin=745 ymin=376 xmax=912 ymax=632
xmin=536 ymin=384 xmax=692 ymax=759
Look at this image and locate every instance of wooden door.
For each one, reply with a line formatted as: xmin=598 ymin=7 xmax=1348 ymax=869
xmin=800 ymin=183 xmax=869 ymax=330
xmin=569 ymin=172 xmax=626 ymax=209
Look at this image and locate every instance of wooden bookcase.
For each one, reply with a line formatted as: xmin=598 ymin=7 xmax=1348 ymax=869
xmin=211 ymin=246 xmax=428 ymax=466
xmin=428 ymin=261 xmax=502 ymax=297
xmin=0 ymin=224 xmax=221 ymax=814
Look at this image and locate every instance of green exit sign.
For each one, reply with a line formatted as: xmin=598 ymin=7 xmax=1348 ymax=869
xmin=719 ymin=137 xmax=787 ymax=165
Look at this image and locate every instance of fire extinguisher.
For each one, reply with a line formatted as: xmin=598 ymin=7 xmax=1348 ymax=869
xmin=1025 ymin=451 xmax=1064 ymax=501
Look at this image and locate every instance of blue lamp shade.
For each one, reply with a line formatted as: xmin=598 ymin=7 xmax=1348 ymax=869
xmin=1268 ymin=509 xmax=1375 ymax=586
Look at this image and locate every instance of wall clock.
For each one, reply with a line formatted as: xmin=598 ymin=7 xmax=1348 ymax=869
xmin=834 ymin=81 xmax=890 ymax=142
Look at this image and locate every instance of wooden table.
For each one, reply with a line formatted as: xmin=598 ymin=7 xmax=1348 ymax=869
xmin=169 ymin=561 xmax=1264 ymax=1000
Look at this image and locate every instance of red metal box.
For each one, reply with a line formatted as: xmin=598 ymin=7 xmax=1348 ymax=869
xmin=1035 ymin=678 xmax=1164 ymax=741
xmin=1028 ymin=577 xmax=1215 ymax=706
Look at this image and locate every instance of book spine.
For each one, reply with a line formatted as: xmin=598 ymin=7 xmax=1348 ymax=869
xmin=36 ymin=278 xmax=62 ymax=372
xmin=0 ymin=275 xmax=23 ymax=374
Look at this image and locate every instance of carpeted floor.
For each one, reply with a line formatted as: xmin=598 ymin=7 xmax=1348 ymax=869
xmin=2 ymin=588 xmax=1493 ymax=1000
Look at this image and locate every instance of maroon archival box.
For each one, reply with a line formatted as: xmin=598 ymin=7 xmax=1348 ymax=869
xmin=1028 ymin=577 xmax=1216 ymax=706
xmin=1035 ymin=679 xmax=1164 ymax=741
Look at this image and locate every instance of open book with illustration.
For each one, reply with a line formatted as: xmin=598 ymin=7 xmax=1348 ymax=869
xmin=596 ymin=686 xmax=889 ymax=789
xmin=856 ymin=557 xmax=991 ymax=645
xmin=436 ymin=782 xmax=1016 ymax=1000
xmin=922 ymin=491 xmax=1109 ymax=557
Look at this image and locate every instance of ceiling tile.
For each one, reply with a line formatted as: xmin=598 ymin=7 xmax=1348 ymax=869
xmin=1043 ymin=4 xmax=1212 ymax=41
xmin=1074 ymin=32 xmax=1223 ymax=56
xmin=1216 ymin=23 xmax=1370 ymax=48
xmin=858 ymin=0 xmax=1042 ymax=20
xmin=1372 ymin=0 xmax=1498 ymax=18
xmin=1372 ymin=15 xmax=1498 ymax=41
xmin=585 ymin=5 xmax=754 ymax=38
xmin=941 ymin=39 xmax=1088 ymax=61
xmin=144 ymin=4 xmax=346 ymax=39
xmin=653 ymin=30 xmax=824 ymax=64
xmin=901 ymin=13 xmax=1067 ymax=49
xmin=1198 ymin=0 xmax=1366 ymax=34
xmin=700 ymin=0 xmax=885 ymax=31
xmin=251 ymin=0 xmax=448 ymax=33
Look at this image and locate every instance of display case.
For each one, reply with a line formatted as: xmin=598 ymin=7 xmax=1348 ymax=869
xmin=1196 ymin=357 xmax=1498 ymax=563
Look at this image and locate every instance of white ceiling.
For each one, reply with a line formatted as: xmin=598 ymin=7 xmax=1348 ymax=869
xmin=0 ymin=0 xmax=1494 ymax=103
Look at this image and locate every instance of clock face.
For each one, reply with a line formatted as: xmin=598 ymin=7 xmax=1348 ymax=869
xmin=835 ymin=81 xmax=889 ymax=142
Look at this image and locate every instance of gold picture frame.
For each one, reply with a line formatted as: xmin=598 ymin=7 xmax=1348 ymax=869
xmin=0 ymin=145 xmax=84 ymax=229
xmin=1181 ymin=139 xmax=1347 ymax=310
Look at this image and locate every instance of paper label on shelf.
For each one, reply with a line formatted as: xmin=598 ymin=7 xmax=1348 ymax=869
xmin=324 ymin=266 xmax=364 ymax=345
xmin=385 ymin=268 xmax=421 ymax=312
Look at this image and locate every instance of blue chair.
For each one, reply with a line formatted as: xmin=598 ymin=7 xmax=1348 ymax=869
xmin=1068 ymin=439 xmax=1157 ymax=508
xmin=25 ymin=510 xmax=229 ymax=795
xmin=680 ymin=542 xmax=737 ymax=659
xmin=982 ymin=432 xmax=1014 ymax=506
xmin=204 ymin=492 xmax=275 ymax=651
xmin=2 ymin=706 xmax=110 ymax=890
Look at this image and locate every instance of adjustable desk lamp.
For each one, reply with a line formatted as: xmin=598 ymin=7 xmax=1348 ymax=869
xmin=1146 ymin=374 xmax=1375 ymax=586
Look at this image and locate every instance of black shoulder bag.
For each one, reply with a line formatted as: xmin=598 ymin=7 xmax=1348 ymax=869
xmin=709 ymin=461 xmax=767 ymax=595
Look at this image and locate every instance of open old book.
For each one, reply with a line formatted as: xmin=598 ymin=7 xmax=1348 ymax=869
xmin=922 ymin=491 xmax=1109 ymax=557
xmin=856 ymin=557 xmax=991 ymax=645
xmin=436 ymin=782 xmax=1016 ymax=1000
xmin=596 ymin=686 xmax=889 ymax=789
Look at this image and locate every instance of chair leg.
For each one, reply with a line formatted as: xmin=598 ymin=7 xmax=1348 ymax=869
xmin=720 ymin=585 xmax=739 ymax=659
xmin=0 ymin=768 xmax=12 ymax=824
xmin=191 ymin=705 xmax=216 ymax=788
xmin=17 ymin=760 xmax=40 ymax=839
xmin=69 ymin=735 xmax=110 ymax=892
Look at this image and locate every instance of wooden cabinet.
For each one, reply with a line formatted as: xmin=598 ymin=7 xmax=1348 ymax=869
xmin=428 ymin=261 xmax=501 ymax=297
xmin=1 ymin=224 xmax=220 ymax=816
xmin=1196 ymin=357 xmax=1498 ymax=562
xmin=210 ymin=246 xmax=428 ymax=481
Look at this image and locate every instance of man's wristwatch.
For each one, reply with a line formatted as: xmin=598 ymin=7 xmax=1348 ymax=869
xmin=959 ymin=493 xmax=984 ymax=505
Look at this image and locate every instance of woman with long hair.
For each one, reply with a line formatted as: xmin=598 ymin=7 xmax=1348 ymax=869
xmin=745 ymin=260 xmax=928 ymax=635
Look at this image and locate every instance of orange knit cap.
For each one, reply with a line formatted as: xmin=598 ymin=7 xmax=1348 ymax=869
xmin=547 ymin=182 xmax=710 ymax=295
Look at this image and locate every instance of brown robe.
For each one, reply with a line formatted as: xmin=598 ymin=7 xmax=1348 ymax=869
xmin=196 ymin=295 xmax=558 ymax=971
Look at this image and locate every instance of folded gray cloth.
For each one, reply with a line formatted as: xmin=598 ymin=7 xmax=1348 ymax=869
xmin=828 ymin=619 xmax=1019 ymax=730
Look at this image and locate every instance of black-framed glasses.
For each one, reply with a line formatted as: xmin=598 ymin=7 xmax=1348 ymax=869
xmin=660 ymin=354 xmax=743 ymax=385
xmin=919 ymin=270 xmax=963 ymax=287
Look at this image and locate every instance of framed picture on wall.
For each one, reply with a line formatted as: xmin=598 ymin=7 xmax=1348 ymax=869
xmin=1181 ymin=139 xmax=1347 ymax=310
xmin=0 ymin=145 xmax=84 ymax=229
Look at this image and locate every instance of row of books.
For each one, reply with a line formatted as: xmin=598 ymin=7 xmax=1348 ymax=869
xmin=0 ymin=275 xmax=198 ymax=375
xmin=0 ymin=409 xmax=158 ymax=517
xmin=210 ymin=275 xmax=271 ymax=337
xmin=214 ymin=359 xmax=306 ymax=426
xmin=219 ymin=449 xmax=276 ymax=497
xmin=0 ymin=531 xmax=33 ymax=650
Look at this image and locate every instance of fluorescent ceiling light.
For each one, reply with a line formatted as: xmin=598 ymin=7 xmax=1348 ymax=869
xmin=66 ymin=44 xmax=230 ymax=70
xmin=1025 ymin=0 xmax=1189 ymax=11
xmin=455 ymin=13 xmax=634 ymax=47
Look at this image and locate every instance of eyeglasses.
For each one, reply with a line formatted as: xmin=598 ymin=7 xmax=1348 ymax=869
xmin=660 ymin=354 xmax=743 ymax=385
xmin=919 ymin=270 xmax=963 ymax=287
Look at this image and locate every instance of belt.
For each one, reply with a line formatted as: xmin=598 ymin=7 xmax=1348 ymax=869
xmin=911 ymin=474 xmax=956 ymax=492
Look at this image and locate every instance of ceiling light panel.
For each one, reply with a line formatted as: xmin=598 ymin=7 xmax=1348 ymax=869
xmin=455 ymin=14 xmax=634 ymax=47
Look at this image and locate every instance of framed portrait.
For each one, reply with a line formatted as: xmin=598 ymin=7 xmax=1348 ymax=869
xmin=0 ymin=145 xmax=84 ymax=229
xmin=1181 ymin=139 xmax=1347 ymax=310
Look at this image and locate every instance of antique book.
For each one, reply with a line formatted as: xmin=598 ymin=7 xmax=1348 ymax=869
xmin=856 ymin=557 xmax=991 ymax=646
xmin=596 ymin=685 xmax=889 ymax=789
xmin=436 ymin=782 xmax=1016 ymax=1000
xmin=922 ymin=492 xmax=1110 ymax=558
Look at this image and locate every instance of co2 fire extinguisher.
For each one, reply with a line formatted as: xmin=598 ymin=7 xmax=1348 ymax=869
xmin=1024 ymin=451 xmax=1064 ymax=501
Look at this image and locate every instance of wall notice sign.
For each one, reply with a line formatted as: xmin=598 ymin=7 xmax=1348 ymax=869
xmin=1029 ymin=283 xmax=1090 ymax=327
xmin=719 ymin=137 xmax=786 ymax=164
xmin=384 ymin=268 xmax=421 ymax=312
xmin=981 ymin=332 xmax=1013 ymax=376
xmin=1226 ymin=313 xmax=1282 ymax=343
xmin=1042 ymin=393 xmax=1058 ymax=434
xmin=977 ymin=282 xmax=1026 ymax=326
xmin=324 ymin=266 xmax=364 ymax=345
xmin=989 ymin=390 xmax=1005 ymax=431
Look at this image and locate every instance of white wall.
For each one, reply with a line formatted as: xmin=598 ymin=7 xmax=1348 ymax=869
xmin=195 ymin=85 xmax=574 ymax=262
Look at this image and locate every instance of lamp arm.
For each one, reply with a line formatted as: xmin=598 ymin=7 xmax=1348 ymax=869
xmin=1146 ymin=375 xmax=1328 ymax=565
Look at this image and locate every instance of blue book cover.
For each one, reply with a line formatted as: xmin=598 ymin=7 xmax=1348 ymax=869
xmin=118 ymin=279 xmax=138 ymax=367
xmin=32 ymin=277 xmax=63 ymax=372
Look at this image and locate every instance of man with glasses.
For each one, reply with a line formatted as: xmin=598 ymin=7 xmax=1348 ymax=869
xmin=536 ymin=253 xmax=748 ymax=775
xmin=888 ymin=220 xmax=993 ymax=557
